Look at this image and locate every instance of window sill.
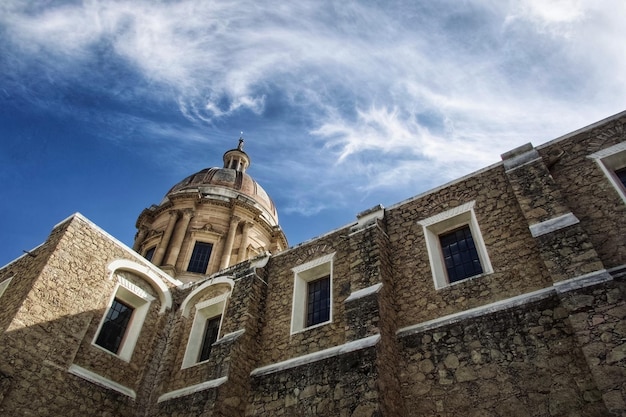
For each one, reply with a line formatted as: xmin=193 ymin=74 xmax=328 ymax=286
xmin=435 ymin=271 xmax=493 ymax=290
xmin=290 ymin=319 xmax=332 ymax=336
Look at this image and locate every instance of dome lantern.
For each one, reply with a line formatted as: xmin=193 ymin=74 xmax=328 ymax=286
xmin=223 ymin=136 xmax=250 ymax=172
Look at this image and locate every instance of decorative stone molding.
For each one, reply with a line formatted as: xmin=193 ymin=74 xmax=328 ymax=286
xmin=157 ymin=377 xmax=228 ymax=403
xmin=528 ymin=212 xmax=580 ymax=237
xmin=116 ymin=274 xmax=156 ymax=302
xmin=106 ymin=259 xmax=174 ymax=313
xmin=501 ymin=142 xmax=541 ymax=172
xmin=397 ymin=268 xmax=614 ymax=338
xmin=350 ymin=204 xmax=385 ymax=233
xmin=345 ymin=283 xmax=382 ymax=303
xmin=250 ymin=335 xmax=381 ymax=377
xmin=180 ymin=277 xmax=234 ymax=318
xmin=68 ymin=365 xmax=136 ymax=399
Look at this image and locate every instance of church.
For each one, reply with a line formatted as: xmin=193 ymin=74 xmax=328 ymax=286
xmin=0 ymin=111 xmax=625 ymax=416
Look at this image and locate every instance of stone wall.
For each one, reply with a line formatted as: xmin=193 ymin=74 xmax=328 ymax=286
xmin=257 ymin=229 xmax=352 ymax=365
xmin=247 ymin=344 xmax=381 ymax=416
xmin=540 ymin=116 xmax=626 ymax=270
xmin=398 ymin=292 xmax=608 ymax=417
xmin=386 ymin=166 xmax=553 ymax=328
xmin=560 ymin=278 xmax=626 ymax=415
xmin=0 ymin=215 xmax=175 ymax=417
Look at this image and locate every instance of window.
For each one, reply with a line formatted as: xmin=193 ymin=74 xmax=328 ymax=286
xmin=144 ymin=246 xmax=156 ymax=262
xmin=418 ymin=201 xmax=492 ymax=289
xmin=182 ymin=296 xmax=226 ymax=368
xmin=95 ymin=299 xmax=134 ymax=353
xmin=93 ymin=278 xmax=153 ymax=361
xmin=306 ymin=276 xmax=331 ymax=327
xmin=198 ymin=315 xmax=221 ymax=362
xmin=291 ymin=253 xmax=334 ymax=334
xmin=0 ymin=276 xmax=13 ymax=299
xmin=187 ymin=242 xmax=213 ymax=274
xmin=589 ymin=142 xmax=626 ymax=204
xmin=439 ymin=226 xmax=483 ymax=283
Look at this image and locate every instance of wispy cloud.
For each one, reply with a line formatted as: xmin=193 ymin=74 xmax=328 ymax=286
xmin=1 ymin=0 xmax=624 ymax=219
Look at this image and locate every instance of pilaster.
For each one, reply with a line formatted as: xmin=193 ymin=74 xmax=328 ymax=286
xmin=344 ymin=205 xmax=406 ymax=417
xmin=164 ymin=209 xmax=194 ymax=268
xmin=237 ymin=222 xmax=253 ymax=263
xmin=501 ymin=143 xmax=604 ymax=282
xmin=220 ymin=215 xmax=241 ymax=270
xmin=152 ymin=211 xmax=179 ymax=266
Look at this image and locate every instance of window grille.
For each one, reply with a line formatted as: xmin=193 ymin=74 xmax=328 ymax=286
xmin=187 ymin=242 xmax=213 ymax=273
xmin=306 ymin=275 xmax=331 ymax=327
xmin=198 ymin=315 xmax=221 ymax=362
xmin=439 ymin=226 xmax=483 ymax=283
xmin=95 ymin=299 xmax=134 ymax=353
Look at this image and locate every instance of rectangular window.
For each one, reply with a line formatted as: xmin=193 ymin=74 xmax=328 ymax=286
xmin=0 ymin=276 xmax=13 ymax=299
xmin=418 ymin=201 xmax=493 ymax=289
xmin=198 ymin=315 xmax=221 ymax=362
xmin=144 ymin=246 xmax=156 ymax=262
xmin=290 ymin=253 xmax=335 ymax=334
xmin=182 ymin=296 xmax=226 ymax=368
xmin=95 ymin=298 xmax=134 ymax=354
xmin=306 ymin=276 xmax=331 ymax=327
xmin=439 ymin=226 xmax=483 ymax=283
xmin=187 ymin=242 xmax=213 ymax=274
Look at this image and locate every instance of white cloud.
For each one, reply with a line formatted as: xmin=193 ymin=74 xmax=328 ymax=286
xmin=1 ymin=0 xmax=625 ymax=218
xmin=510 ymin=0 xmax=585 ymax=28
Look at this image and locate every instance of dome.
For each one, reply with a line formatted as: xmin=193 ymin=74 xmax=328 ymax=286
xmin=163 ymin=138 xmax=279 ymax=226
xmin=165 ymin=167 xmax=278 ymax=225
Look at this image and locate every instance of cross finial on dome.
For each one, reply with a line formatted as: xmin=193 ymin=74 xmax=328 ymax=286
xmin=238 ymin=132 xmax=244 ymax=150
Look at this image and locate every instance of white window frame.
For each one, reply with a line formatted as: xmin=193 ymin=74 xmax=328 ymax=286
xmin=589 ymin=142 xmax=626 ymax=204
xmin=92 ymin=276 xmax=154 ymax=362
xmin=0 ymin=276 xmax=13 ymax=299
xmin=290 ymin=253 xmax=335 ymax=334
xmin=182 ymin=295 xmax=227 ymax=369
xmin=418 ymin=201 xmax=492 ymax=289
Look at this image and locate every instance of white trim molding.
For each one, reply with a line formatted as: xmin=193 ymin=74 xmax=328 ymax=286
xmin=251 ymin=335 xmax=380 ymax=377
xmin=528 ymin=212 xmax=580 ymax=237
xmin=344 ymin=283 xmax=382 ymax=303
xmin=397 ymin=268 xmax=615 ymax=339
xmin=290 ymin=253 xmax=335 ymax=334
xmin=181 ymin=296 xmax=227 ymax=369
xmin=418 ymin=201 xmax=493 ymax=289
xmin=0 ymin=276 xmax=14 ymax=299
xmin=92 ymin=282 xmax=151 ymax=362
xmin=157 ymin=377 xmax=228 ymax=403
xmin=588 ymin=142 xmax=626 ymax=204
xmin=68 ymin=364 xmax=136 ymax=399
xmin=180 ymin=277 xmax=234 ymax=318
xmin=107 ymin=259 xmax=172 ymax=314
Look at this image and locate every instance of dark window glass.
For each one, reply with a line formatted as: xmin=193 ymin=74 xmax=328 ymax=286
xmin=198 ymin=315 xmax=221 ymax=362
xmin=144 ymin=246 xmax=156 ymax=262
xmin=616 ymin=167 xmax=626 ymax=188
xmin=187 ymin=242 xmax=213 ymax=274
xmin=95 ymin=299 xmax=134 ymax=353
xmin=306 ymin=276 xmax=331 ymax=327
xmin=439 ymin=226 xmax=483 ymax=283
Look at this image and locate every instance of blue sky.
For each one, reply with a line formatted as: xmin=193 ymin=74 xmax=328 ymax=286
xmin=1 ymin=0 xmax=625 ymax=266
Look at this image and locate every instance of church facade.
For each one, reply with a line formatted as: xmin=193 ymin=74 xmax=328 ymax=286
xmin=0 ymin=112 xmax=625 ymax=416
